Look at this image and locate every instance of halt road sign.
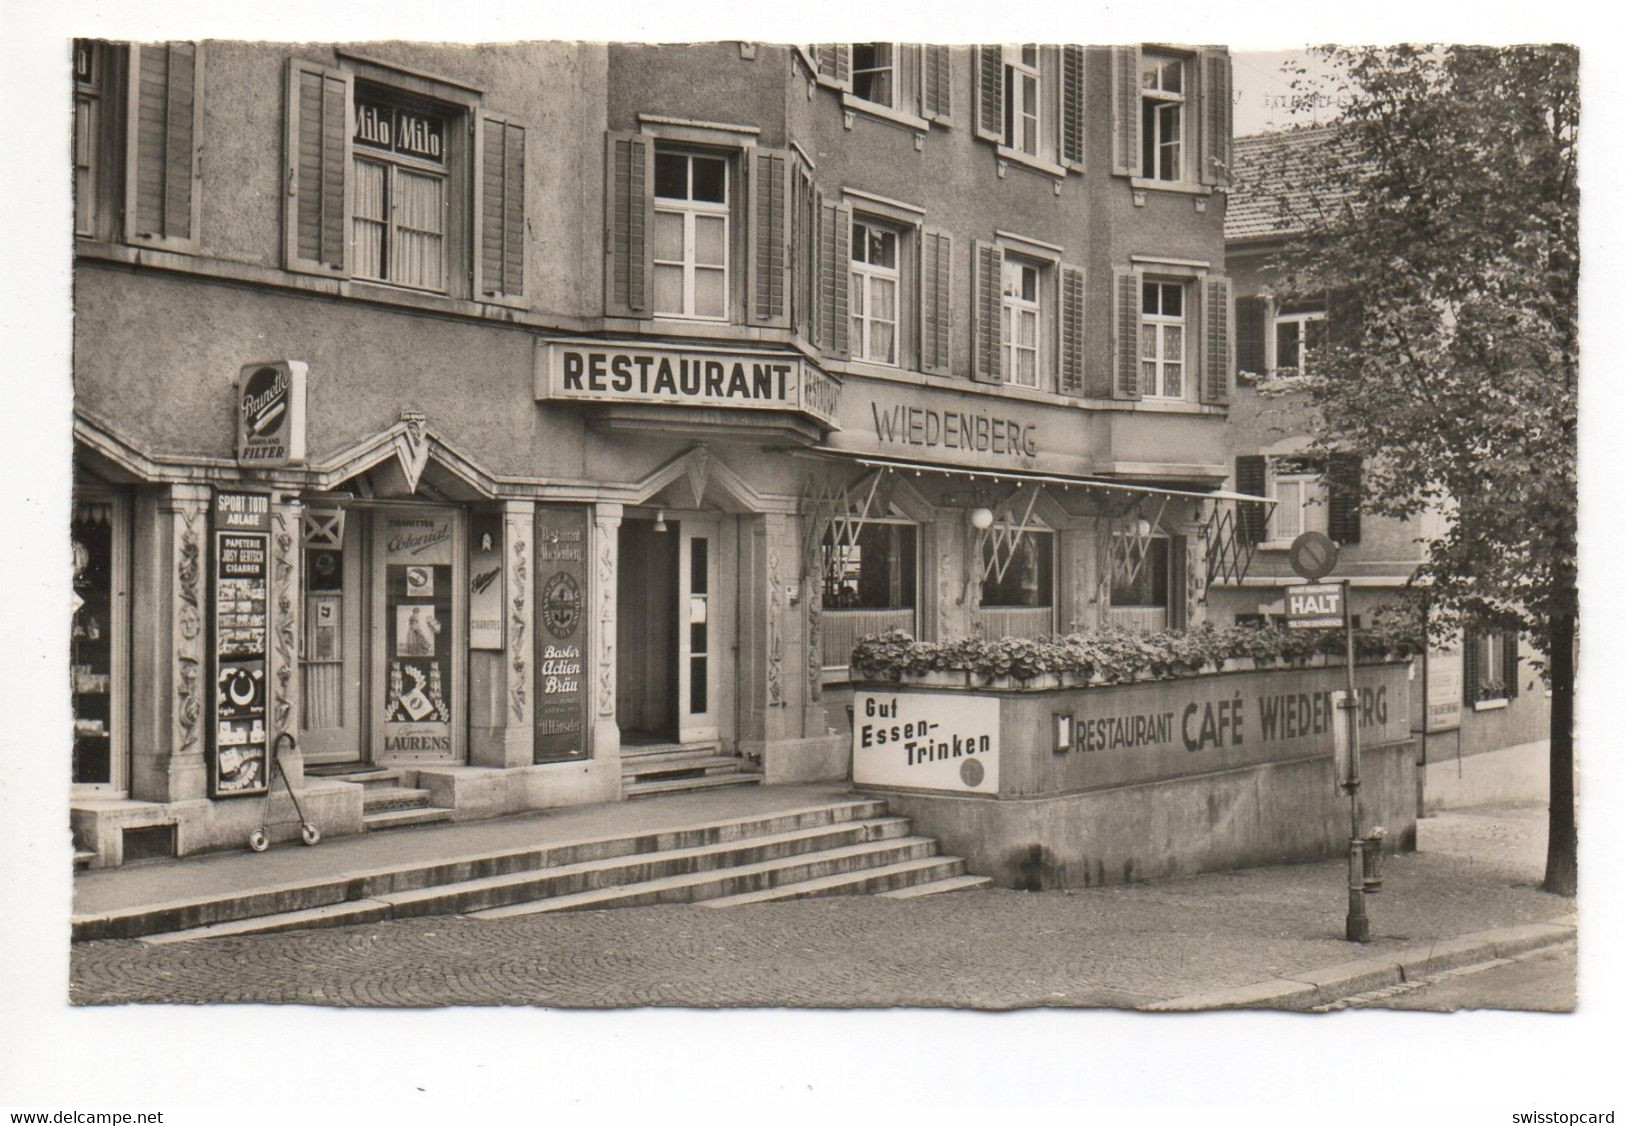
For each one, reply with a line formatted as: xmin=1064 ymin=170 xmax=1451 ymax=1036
xmin=1286 ymin=582 xmax=1345 ymax=628
xmin=1288 ymin=531 xmax=1339 ymax=581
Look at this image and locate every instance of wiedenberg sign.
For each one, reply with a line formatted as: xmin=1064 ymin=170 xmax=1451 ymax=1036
xmin=537 ymin=340 xmax=840 ymax=429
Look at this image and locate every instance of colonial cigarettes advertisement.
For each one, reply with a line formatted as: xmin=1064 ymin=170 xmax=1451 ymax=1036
xmin=210 ymin=491 xmax=272 ymax=797
xmin=852 ymin=691 xmax=1001 ymax=794
xmin=380 ymin=512 xmax=455 ymax=758
xmin=535 ymin=505 xmax=588 ymax=761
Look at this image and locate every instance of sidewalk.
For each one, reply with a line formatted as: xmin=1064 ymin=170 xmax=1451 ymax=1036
xmin=69 ymin=794 xmax=1574 ymax=1009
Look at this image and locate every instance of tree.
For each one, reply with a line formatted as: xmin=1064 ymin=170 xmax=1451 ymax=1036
xmin=1271 ymin=46 xmax=1578 ymax=895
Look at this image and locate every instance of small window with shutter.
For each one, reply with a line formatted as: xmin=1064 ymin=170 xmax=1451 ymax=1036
xmin=1467 ymin=628 xmax=1520 ymax=705
xmin=653 ymin=150 xmax=732 ymax=321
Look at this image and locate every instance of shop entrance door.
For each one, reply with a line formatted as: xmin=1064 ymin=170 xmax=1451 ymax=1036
xmin=370 ymin=507 xmax=464 ymax=765
xmin=299 ymin=507 xmax=365 ymax=764
xmin=615 ymin=513 xmax=723 ymax=745
xmin=675 ymin=514 xmax=721 ymax=744
xmin=616 ymin=518 xmax=679 ymax=741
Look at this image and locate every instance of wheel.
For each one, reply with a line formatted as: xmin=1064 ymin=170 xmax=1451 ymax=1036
xmin=301 ymin=824 xmax=321 ymax=847
xmin=248 ymin=829 xmax=270 ymax=852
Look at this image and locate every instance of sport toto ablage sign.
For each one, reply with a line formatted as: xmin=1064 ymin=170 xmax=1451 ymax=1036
xmin=236 ymin=360 xmax=308 ymax=467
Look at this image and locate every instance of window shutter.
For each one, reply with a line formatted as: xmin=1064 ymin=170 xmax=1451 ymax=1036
xmin=1111 ymin=266 xmax=1141 ymax=399
xmin=919 ymin=227 xmax=953 ymax=377
xmin=1327 ymin=453 xmax=1362 ymax=545
xmin=284 ymin=58 xmax=350 ymax=276
xmin=1236 ymin=295 xmax=1267 ymax=376
xmin=922 ymin=45 xmax=953 ymax=122
xmin=1109 ymin=46 xmax=1142 ymax=177
xmin=970 ymin=240 xmax=1004 ymax=383
xmin=604 ymin=131 xmax=653 ymax=319
xmin=816 ymin=45 xmax=852 ymax=91
xmin=972 ymin=46 xmax=1003 ymax=144
xmin=1235 ymin=456 xmax=1267 ymax=545
xmin=792 ymin=163 xmax=818 ymax=343
xmin=1168 ymin=535 xmax=1189 ymax=631
xmin=1504 ymin=632 xmax=1520 ymax=699
xmin=1059 ymin=264 xmax=1086 ymax=395
xmin=1199 ymin=49 xmax=1232 ymax=188
xmin=1060 ymin=45 xmax=1086 ymax=169
xmin=748 ymin=148 xmax=791 ymax=327
xmin=1462 ymin=630 xmax=1480 ymax=706
xmin=126 ymin=42 xmax=204 ymax=252
xmin=1202 ymin=274 xmax=1233 ymax=404
xmin=473 ymin=112 xmax=526 ymax=304
xmin=817 ymin=198 xmax=851 ymax=360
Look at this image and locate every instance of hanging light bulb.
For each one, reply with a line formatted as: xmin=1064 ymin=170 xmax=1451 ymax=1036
xmin=970 ymin=507 xmax=995 ymax=531
xmin=1135 ymin=517 xmax=1152 ymax=538
xmin=653 ymin=509 xmax=668 ymax=533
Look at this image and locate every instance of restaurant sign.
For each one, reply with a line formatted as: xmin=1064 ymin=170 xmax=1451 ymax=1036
xmin=851 ymin=691 xmax=1000 ymax=794
xmin=537 ymin=340 xmax=841 ymax=429
xmin=236 ymin=360 xmax=307 ymax=467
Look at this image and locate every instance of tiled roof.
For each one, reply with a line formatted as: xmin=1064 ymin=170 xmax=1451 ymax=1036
xmin=1225 ymin=125 xmax=1360 ymax=243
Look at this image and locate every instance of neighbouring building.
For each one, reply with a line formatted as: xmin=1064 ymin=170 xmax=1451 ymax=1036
xmin=71 ymin=41 xmax=1257 ymax=865
xmin=1212 ymin=126 xmax=1549 ymax=795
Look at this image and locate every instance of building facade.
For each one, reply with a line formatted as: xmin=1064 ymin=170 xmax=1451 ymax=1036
xmin=71 ymin=41 xmax=1247 ymax=865
xmin=1212 ymin=127 xmax=1548 ymax=780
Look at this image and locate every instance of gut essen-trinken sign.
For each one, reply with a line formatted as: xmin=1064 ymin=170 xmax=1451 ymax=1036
xmin=851 ymin=691 xmax=1000 ymax=793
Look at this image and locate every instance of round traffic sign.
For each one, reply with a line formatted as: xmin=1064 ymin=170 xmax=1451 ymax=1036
xmin=1288 ymin=531 xmax=1339 ymax=581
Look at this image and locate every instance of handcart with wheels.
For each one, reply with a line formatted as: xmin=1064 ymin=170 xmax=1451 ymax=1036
xmin=248 ymin=732 xmax=321 ymax=851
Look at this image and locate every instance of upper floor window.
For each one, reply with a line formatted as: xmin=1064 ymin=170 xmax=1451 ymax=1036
xmin=353 ymin=86 xmax=450 ymax=292
xmin=851 ymin=44 xmax=896 ymax=108
xmin=286 ymin=60 xmax=526 ymax=304
xmin=1272 ymin=309 xmax=1327 ymax=376
xmin=1268 ymin=468 xmax=1327 ymax=544
xmin=653 ymin=151 xmax=730 ymax=321
xmin=1140 ymin=279 xmax=1187 ymax=399
xmin=850 ymin=220 xmax=900 ymax=365
xmin=73 ymin=40 xmax=108 ymax=238
xmin=1003 ymin=45 xmax=1042 ymax=156
xmin=1002 ymin=257 xmax=1042 ymax=387
xmin=1140 ymin=52 xmax=1187 ymax=181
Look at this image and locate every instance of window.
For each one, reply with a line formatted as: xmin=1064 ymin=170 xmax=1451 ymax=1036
xmin=353 ymin=86 xmax=450 ymax=292
xmin=286 ymin=60 xmax=525 ymax=302
xmin=1002 ymin=257 xmax=1042 ymax=387
xmin=1271 ymin=310 xmax=1327 ymax=375
xmin=1268 ymin=469 xmax=1328 ymax=544
xmin=981 ymin=531 xmax=1054 ymax=608
xmin=73 ymin=40 xmax=108 ymax=238
xmin=653 ymin=151 xmax=730 ymax=321
xmin=851 ymin=44 xmax=895 ymax=107
xmin=1003 ymin=45 xmax=1041 ymax=156
xmin=822 ymin=523 xmax=917 ymax=611
xmin=1140 ymin=52 xmax=1187 ymax=181
xmin=1467 ymin=629 xmax=1519 ymax=706
xmin=851 ymin=220 xmax=900 ymax=365
xmin=1110 ymin=535 xmax=1169 ymax=609
xmin=1140 ymin=279 xmax=1187 ymax=399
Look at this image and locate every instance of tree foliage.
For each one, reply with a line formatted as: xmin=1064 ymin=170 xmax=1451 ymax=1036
xmin=1273 ymin=45 xmax=1578 ymax=649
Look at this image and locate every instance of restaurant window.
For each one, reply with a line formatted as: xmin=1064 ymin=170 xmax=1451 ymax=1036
xmin=654 ymin=150 xmax=730 ymax=321
xmin=1002 ymin=256 xmax=1044 ymax=388
xmin=851 ymin=44 xmax=896 ymax=108
xmin=851 ymin=219 xmax=901 ymax=365
xmin=1140 ymin=52 xmax=1188 ymax=182
xmin=821 ymin=522 xmax=917 ymax=671
xmin=1267 ymin=468 xmax=1327 ymax=545
xmin=353 ymin=85 xmax=451 ymax=292
xmin=71 ymin=494 xmax=128 ymax=791
xmin=1110 ymin=535 xmax=1169 ymax=609
xmin=981 ymin=531 xmax=1054 ymax=608
xmin=1271 ymin=309 xmax=1327 ymax=376
xmin=1140 ymin=279 xmax=1188 ymax=400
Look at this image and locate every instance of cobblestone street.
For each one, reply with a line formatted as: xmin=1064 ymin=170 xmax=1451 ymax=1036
xmin=70 ymin=802 xmax=1570 ymax=1009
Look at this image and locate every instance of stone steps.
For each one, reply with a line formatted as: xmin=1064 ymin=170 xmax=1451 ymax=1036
xmin=72 ymin=797 xmax=984 ymax=944
xmin=619 ymin=742 xmax=762 ymax=799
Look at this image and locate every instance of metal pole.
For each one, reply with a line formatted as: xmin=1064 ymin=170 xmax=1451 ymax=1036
xmin=1342 ymin=578 xmax=1369 ymax=942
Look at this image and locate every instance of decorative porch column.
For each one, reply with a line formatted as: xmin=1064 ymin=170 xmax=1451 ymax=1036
xmin=590 ymin=502 xmax=622 ymax=764
xmin=268 ymin=492 xmax=304 ymax=784
xmin=128 ymin=482 xmax=211 ymax=803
